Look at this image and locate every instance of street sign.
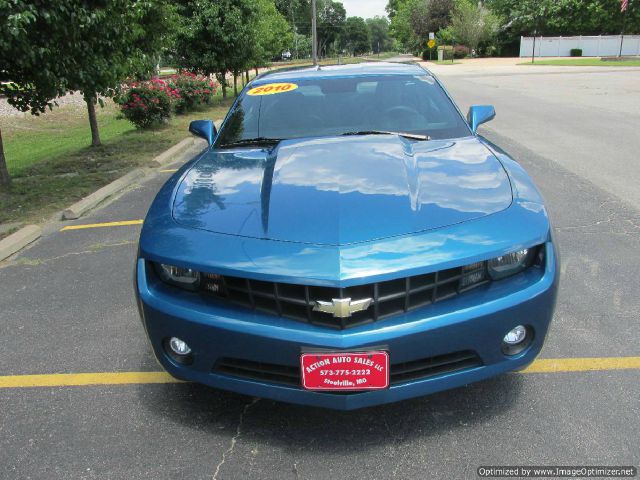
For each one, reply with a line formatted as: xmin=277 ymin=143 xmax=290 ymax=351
xmin=427 ymin=39 xmax=436 ymax=49
xmin=429 ymin=32 xmax=435 ymax=40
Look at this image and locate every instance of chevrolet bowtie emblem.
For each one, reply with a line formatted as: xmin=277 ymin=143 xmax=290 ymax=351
xmin=313 ymin=297 xmax=373 ymax=318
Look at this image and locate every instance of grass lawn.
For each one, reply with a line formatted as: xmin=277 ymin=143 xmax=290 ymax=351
xmin=522 ymin=58 xmax=640 ymax=67
xmin=0 ymin=97 xmax=233 ymax=225
xmin=424 ymin=60 xmax=461 ymax=65
xmin=363 ymin=52 xmax=401 ymax=60
xmin=0 ymin=225 xmax=20 ymax=241
xmin=272 ymin=55 xmax=378 ymax=69
xmin=159 ymin=68 xmax=178 ymax=76
xmin=4 ymin=104 xmax=135 ymax=176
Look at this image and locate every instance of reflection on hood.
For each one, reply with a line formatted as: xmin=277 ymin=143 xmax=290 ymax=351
xmin=173 ymin=135 xmax=512 ymax=246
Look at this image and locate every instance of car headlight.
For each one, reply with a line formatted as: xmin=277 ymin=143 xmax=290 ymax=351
xmin=487 ymin=248 xmax=536 ymax=280
xmin=155 ymin=263 xmax=200 ymax=290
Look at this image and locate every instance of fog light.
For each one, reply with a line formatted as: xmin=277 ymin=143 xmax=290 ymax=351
xmin=502 ymin=325 xmax=533 ymax=356
xmin=164 ymin=337 xmax=194 ymax=365
xmin=503 ymin=325 xmax=527 ymax=345
xmin=169 ymin=337 xmax=191 ymax=356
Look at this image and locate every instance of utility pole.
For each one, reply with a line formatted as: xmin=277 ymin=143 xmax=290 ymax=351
xmin=619 ymin=0 xmax=629 ymax=57
xmin=532 ymin=5 xmax=545 ymax=64
xmin=291 ymin=0 xmax=298 ymax=60
xmin=531 ymin=29 xmax=537 ymax=64
xmin=312 ymin=0 xmax=318 ymax=65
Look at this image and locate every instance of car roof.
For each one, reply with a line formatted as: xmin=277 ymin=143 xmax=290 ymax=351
xmin=252 ymin=62 xmax=431 ymax=85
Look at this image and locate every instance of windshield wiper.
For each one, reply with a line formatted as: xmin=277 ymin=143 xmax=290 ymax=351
xmin=219 ymin=137 xmax=282 ymax=148
xmin=340 ymin=130 xmax=431 ymax=141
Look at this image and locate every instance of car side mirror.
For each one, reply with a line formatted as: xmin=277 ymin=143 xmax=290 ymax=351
xmin=467 ymin=105 xmax=496 ymax=134
xmin=189 ymin=120 xmax=217 ymax=146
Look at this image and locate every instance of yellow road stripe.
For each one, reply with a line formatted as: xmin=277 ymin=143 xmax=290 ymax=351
xmin=0 ymin=357 xmax=638 ymax=389
xmin=521 ymin=356 xmax=640 ymax=373
xmin=0 ymin=372 xmax=180 ymax=388
xmin=60 ymin=220 xmax=143 ymax=231
xmin=159 ymin=168 xmax=178 ymax=173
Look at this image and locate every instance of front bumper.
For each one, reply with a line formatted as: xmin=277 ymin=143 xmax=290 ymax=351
xmin=136 ymin=243 xmax=558 ymax=410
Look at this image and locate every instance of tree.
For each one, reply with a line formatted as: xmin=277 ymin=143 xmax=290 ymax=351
xmin=251 ymin=0 xmax=293 ymax=68
xmin=277 ymin=0 xmax=346 ymax=57
xmin=223 ymin=1 xmax=260 ymax=96
xmin=274 ymin=0 xmax=310 ymax=32
xmin=390 ymin=0 xmax=454 ymax=53
xmin=386 ymin=0 xmax=403 ymax=18
xmin=1 ymin=1 xmax=171 ymax=154
xmin=0 ymin=131 xmax=9 ymax=187
xmin=317 ymin=1 xmax=347 ymax=57
xmin=366 ymin=16 xmax=394 ymax=53
xmin=0 ymin=1 xmax=62 ymax=185
xmin=450 ymin=0 xmax=500 ymax=53
xmin=0 ymin=1 xmax=170 ymax=185
xmin=176 ymin=0 xmax=258 ymax=98
xmin=274 ymin=0 xmax=311 ymax=59
xmin=340 ymin=17 xmax=371 ymax=55
xmin=290 ymin=33 xmax=313 ymax=59
xmin=73 ymin=1 xmax=173 ymax=146
xmin=488 ymin=0 xmax=640 ymax=36
xmin=390 ymin=0 xmax=421 ymax=52
xmin=410 ymin=0 xmax=454 ymax=39
xmin=485 ymin=0 xmax=640 ymax=54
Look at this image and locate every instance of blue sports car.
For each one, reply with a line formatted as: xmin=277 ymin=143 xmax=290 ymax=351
xmin=135 ymin=62 xmax=559 ymax=410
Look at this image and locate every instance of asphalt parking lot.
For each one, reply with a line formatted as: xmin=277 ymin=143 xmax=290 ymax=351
xmin=1 ymin=63 xmax=639 ymax=479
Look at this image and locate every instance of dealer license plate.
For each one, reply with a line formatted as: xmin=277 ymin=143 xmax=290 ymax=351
xmin=300 ymin=351 xmax=389 ymax=391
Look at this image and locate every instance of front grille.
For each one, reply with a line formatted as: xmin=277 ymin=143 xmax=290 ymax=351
xmin=214 ymin=350 xmax=482 ymax=388
xmin=200 ymin=262 xmax=488 ymax=329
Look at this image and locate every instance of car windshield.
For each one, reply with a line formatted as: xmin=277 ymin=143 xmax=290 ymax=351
xmin=215 ymin=74 xmax=470 ymax=147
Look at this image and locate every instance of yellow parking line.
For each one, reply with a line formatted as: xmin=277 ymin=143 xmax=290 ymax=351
xmin=60 ymin=220 xmax=143 ymax=231
xmin=0 ymin=357 xmax=638 ymax=389
xmin=0 ymin=372 xmax=180 ymax=388
xmin=521 ymin=356 xmax=640 ymax=373
xmin=159 ymin=168 xmax=178 ymax=173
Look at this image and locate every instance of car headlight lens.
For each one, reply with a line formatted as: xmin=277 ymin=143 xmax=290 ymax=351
xmin=155 ymin=263 xmax=200 ymax=290
xmin=487 ymin=248 xmax=535 ymax=280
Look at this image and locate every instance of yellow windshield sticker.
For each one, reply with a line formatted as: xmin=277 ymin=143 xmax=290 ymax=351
xmin=247 ymin=83 xmax=298 ymax=96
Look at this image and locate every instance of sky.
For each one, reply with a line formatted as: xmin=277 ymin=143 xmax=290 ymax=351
xmin=340 ymin=0 xmax=388 ymax=19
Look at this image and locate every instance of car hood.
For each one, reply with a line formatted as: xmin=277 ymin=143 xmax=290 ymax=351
xmin=172 ymin=135 xmax=512 ymax=246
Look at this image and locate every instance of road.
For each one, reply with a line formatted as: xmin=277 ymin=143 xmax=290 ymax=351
xmin=427 ymin=61 xmax=640 ymax=208
xmin=0 ymin=63 xmax=638 ymax=479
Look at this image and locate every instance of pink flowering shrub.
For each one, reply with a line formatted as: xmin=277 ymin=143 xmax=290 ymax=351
xmin=117 ymin=79 xmax=179 ymax=128
xmin=167 ymin=72 xmax=218 ymax=113
xmin=117 ymin=73 xmax=218 ymax=128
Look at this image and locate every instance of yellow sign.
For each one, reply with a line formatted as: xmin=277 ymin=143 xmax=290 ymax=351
xmin=247 ymin=83 xmax=298 ymax=96
xmin=427 ymin=39 xmax=437 ymax=49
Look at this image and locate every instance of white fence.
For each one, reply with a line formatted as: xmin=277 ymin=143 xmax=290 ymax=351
xmin=520 ymin=35 xmax=640 ymax=57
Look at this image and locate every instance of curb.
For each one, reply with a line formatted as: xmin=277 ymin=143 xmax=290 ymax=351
xmin=61 ymin=135 xmax=209 ymax=221
xmin=62 ymin=168 xmax=147 ymax=220
xmin=1 ymin=128 xmax=212 ymax=260
xmin=0 ymin=225 xmax=42 ymax=262
xmin=151 ymin=137 xmax=196 ymax=167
